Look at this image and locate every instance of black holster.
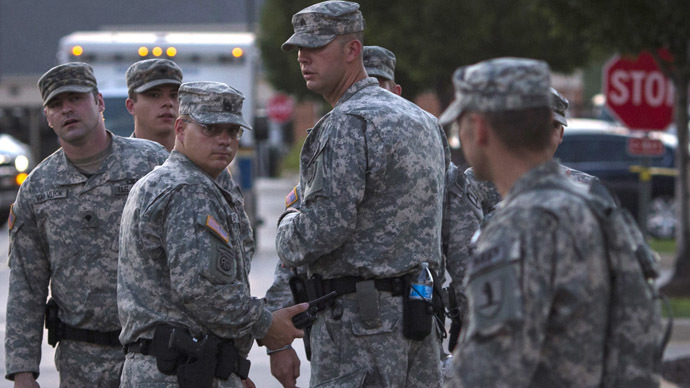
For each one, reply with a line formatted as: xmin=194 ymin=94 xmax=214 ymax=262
xmin=445 ymin=285 xmax=463 ymax=352
xmin=289 ymin=272 xmax=313 ymax=360
xmin=146 ymin=325 xmax=250 ymax=387
xmin=45 ymin=298 xmax=62 ymax=347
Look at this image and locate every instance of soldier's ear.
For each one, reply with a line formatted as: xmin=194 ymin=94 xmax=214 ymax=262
xmin=345 ymin=38 xmax=362 ymax=63
xmin=472 ymin=113 xmax=490 ymax=146
xmin=125 ymin=98 xmax=135 ymax=115
xmin=174 ymin=118 xmax=186 ymax=140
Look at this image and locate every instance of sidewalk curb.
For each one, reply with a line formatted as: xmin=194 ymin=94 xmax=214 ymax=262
xmin=668 ymin=318 xmax=690 ymax=343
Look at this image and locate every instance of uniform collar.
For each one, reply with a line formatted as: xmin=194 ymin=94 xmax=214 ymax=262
xmin=502 ymin=160 xmax=561 ymax=205
xmin=54 ymin=130 xmax=126 ymax=185
xmin=335 ymin=77 xmax=379 ymax=108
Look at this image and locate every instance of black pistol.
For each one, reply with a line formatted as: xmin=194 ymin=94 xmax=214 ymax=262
xmin=291 ymin=291 xmax=338 ymax=329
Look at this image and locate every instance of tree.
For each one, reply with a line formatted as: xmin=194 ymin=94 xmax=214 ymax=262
xmin=538 ymin=0 xmax=690 ymax=295
xmin=258 ymin=0 xmax=590 ymax=102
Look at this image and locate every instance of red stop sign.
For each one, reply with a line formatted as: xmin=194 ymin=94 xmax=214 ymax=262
xmin=267 ymin=93 xmax=294 ymax=124
xmin=604 ymin=52 xmax=674 ymax=130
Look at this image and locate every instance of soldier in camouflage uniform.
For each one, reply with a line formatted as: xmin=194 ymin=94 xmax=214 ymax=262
xmin=462 ymin=87 xmax=599 ymax=223
xmin=276 ymin=1 xmax=449 ymax=386
xmin=363 ymin=45 xmax=401 ymax=95
xmin=439 ymin=58 xmax=611 ymax=387
xmin=118 ymin=81 xmax=306 ymax=388
xmin=125 ymin=58 xmax=256 ymax=267
xmin=125 ymin=58 xmax=183 ymax=151
xmin=263 ymin=42 xmax=407 ymax=388
xmin=4 ymin=62 xmax=169 ymax=387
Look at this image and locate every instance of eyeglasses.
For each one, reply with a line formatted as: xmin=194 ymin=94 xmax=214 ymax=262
xmin=181 ymin=119 xmax=244 ymax=139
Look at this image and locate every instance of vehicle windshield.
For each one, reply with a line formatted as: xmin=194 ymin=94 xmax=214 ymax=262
xmin=102 ymin=97 xmax=133 ymax=138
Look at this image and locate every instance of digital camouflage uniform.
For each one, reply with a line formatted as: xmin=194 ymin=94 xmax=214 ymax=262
xmin=118 ymin=81 xmax=266 ymax=388
xmin=439 ymin=58 xmax=611 ymax=388
xmin=265 ymin=44 xmax=401 ymax=314
xmin=4 ymin=62 xmax=169 ymax=386
xmin=440 ymin=163 xmax=481 ymax=317
xmin=452 ymin=161 xmax=610 ymax=388
xmin=126 ymin=58 xmax=183 ymax=94
xmin=265 ymin=44 xmax=401 ymax=313
xmin=363 ymin=46 xmax=396 ymax=82
xmin=461 ymin=86 xmax=597 ymax=225
xmin=277 ymin=4 xmax=449 ymax=386
xmin=125 ymin=58 xmax=254 ymax=259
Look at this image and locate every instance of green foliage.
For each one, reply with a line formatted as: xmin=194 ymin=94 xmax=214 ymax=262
xmin=279 ymin=136 xmax=305 ymax=176
xmin=538 ymin=0 xmax=690 ymax=71
xmin=257 ymin=0 xmax=315 ymax=101
xmin=649 ymin=238 xmax=676 ymax=254
xmin=259 ymin=0 xmax=592 ymax=102
xmin=665 ymin=298 xmax=690 ymax=318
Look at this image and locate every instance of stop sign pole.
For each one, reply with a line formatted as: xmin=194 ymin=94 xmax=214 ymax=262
xmin=604 ymin=51 xmax=675 ymax=236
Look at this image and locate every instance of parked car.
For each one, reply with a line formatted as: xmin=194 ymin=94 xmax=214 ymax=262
xmin=554 ymin=118 xmax=677 ymax=239
xmin=0 ymin=134 xmax=33 ymax=223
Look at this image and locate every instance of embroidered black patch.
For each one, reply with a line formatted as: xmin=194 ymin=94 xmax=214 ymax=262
xmin=216 ymin=245 xmax=235 ymax=277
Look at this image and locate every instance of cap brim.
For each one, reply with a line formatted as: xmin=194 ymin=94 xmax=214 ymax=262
xmin=281 ymin=33 xmax=336 ymax=52
xmin=366 ymin=68 xmax=393 ymax=81
xmin=192 ymin=112 xmax=252 ymax=130
xmin=44 ymin=85 xmax=95 ymax=106
xmin=553 ymin=113 xmax=567 ymax=126
xmin=133 ymin=79 xmax=182 ymax=93
xmin=439 ymin=99 xmax=464 ymax=127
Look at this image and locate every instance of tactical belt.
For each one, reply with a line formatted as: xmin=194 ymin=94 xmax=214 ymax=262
xmin=125 ymin=335 xmax=251 ymax=381
xmin=315 ymin=275 xmax=406 ymax=297
xmin=61 ymin=325 xmax=121 ymax=347
xmin=124 ymin=338 xmax=152 ymax=355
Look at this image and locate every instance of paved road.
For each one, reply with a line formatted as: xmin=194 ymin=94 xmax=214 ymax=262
xmin=0 ymin=177 xmax=688 ymax=387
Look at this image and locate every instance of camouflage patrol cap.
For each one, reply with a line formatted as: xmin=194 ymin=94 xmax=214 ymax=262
xmin=550 ymin=87 xmax=569 ymax=126
xmin=363 ymin=46 xmax=396 ymax=81
xmin=178 ymin=81 xmax=251 ymax=129
xmin=38 ymin=62 xmax=97 ymax=106
xmin=126 ymin=59 xmax=183 ymax=94
xmin=282 ymin=1 xmax=365 ymax=52
xmin=439 ymin=57 xmax=551 ymax=126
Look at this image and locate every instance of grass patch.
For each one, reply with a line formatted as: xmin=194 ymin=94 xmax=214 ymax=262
xmin=649 ymin=238 xmax=675 ymax=254
xmin=279 ymin=137 xmax=305 ymax=176
xmin=665 ymin=297 xmax=690 ymax=318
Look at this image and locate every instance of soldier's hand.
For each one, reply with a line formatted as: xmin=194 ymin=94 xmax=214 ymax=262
xmin=270 ymin=346 xmax=301 ymax=388
xmin=261 ymin=303 xmax=308 ymax=350
xmin=13 ymin=372 xmax=40 ymax=388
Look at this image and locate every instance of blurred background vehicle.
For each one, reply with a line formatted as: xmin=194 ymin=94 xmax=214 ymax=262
xmin=57 ymin=30 xmax=261 ymax=237
xmin=555 ymin=118 xmax=677 ymax=239
xmin=0 ymin=135 xmax=33 ymax=223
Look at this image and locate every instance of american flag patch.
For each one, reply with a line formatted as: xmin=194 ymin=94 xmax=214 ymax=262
xmin=285 ymin=186 xmax=299 ymax=208
xmin=205 ymin=215 xmax=229 ymax=243
xmin=8 ymin=204 xmax=15 ymax=230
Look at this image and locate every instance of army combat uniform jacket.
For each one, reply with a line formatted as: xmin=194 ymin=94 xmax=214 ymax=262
xmin=4 ymin=134 xmax=168 ymax=383
xmin=118 ymin=151 xmax=271 ymax=387
xmin=449 ymin=161 xmax=610 ymax=388
xmin=441 ymin=163 xmax=482 ymax=321
xmin=276 ymin=77 xmax=449 ymax=386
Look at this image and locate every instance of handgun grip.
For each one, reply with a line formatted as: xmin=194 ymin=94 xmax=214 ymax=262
xmin=292 ymin=310 xmax=315 ymax=329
